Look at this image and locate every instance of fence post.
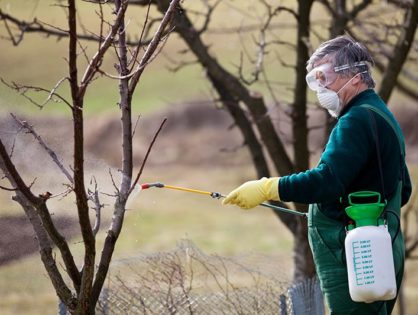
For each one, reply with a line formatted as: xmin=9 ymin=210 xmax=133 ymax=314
xmin=279 ymin=294 xmax=288 ymax=315
xmin=288 ymin=277 xmax=325 ymax=315
xmin=58 ymin=300 xmax=67 ymax=315
xmin=100 ymin=287 xmax=109 ymax=315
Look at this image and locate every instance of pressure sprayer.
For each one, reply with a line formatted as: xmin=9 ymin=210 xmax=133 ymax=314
xmin=138 ymin=182 xmax=307 ymax=218
xmin=344 ymin=191 xmax=397 ymax=303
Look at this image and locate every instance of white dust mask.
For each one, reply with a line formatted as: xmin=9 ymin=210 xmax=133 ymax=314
xmin=316 ymin=74 xmax=360 ymax=118
xmin=316 ymin=87 xmax=341 ymax=117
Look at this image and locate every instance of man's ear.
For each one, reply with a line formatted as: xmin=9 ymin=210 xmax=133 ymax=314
xmin=352 ymin=73 xmax=363 ymax=85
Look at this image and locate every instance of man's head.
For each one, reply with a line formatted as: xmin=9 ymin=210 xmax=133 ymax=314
xmin=306 ymin=35 xmax=375 ymax=117
xmin=307 ymin=35 xmax=374 ymax=87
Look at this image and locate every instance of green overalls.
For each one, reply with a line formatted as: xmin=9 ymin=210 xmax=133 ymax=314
xmin=279 ymin=90 xmax=412 ymax=314
xmin=308 ymin=185 xmax=404 ymax=314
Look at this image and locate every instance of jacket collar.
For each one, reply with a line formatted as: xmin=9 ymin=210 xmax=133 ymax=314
xmin=338 ymin=89 xmax=376 ymax=118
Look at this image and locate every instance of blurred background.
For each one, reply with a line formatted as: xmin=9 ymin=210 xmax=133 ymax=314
xmin=0 ymin=0 xmax=417 ymax=314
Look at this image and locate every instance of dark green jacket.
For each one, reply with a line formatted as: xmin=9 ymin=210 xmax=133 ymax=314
xmin=279 ymin=89 xmax=412 ymax=221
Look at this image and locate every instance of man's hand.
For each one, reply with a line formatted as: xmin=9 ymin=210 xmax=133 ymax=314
xmin=222 ymin=177 xmax=280 ymax=209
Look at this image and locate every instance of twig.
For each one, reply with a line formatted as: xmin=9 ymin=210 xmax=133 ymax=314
xmin=108 ymin=168 xmax=120 ymax=195
xmin=0 ymin=184 xmax=17 ymax=191
xmin=0 ymin=77 xmax=73 ymax=109
xmin=128 ymin=118 xmax=167 ymax=196
xmin=131 ymin=114 xmax=141 ymax=138
xmin=128 ymin=0 xmax=152 ymax=72
xmin=88 ymin=176 xmax=104 ymax=236
xmin=78 ymin=1 xmax=129 ymax=97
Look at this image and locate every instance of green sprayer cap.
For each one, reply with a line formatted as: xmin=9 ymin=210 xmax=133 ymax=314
xmin=345 ymin=191 xmax=386 ymax=227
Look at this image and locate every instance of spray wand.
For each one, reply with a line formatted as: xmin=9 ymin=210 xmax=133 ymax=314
xmin=139 ymin=182 xmax=307 ymax=218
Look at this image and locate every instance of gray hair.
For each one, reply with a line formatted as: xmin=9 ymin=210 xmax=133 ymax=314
xmin=307 ymin=35 xmax=375 ymax=88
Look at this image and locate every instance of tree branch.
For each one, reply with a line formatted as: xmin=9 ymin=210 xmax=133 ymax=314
xmin=128 ymin=0 xmax=179 ymax=94
xmin=88 ymin=177 xmax=104 ymax=236
xmin=12 ymin=192 xmax=78 ymax=311
xmin=67 ymin=0 xmax=95 ymax=312
xmin=129 ymin=118 xmax=167 ymax=196
xmin=0 ymin=138 xmax=81 ymax=292
xmin=0 ymin=78 xmax=73 ymax=110
xmin=78 ymin=1 xmax=129 ymax=99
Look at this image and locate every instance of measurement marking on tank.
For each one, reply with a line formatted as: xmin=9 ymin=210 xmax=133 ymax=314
xmin=352 ymin=240 xmax=374 ymax=286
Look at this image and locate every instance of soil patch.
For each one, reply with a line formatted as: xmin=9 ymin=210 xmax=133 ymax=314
xmin=0 ymin=215 xmax=79 ymax=266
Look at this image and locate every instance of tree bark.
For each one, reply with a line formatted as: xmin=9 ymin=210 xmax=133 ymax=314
xmin=288 ymin=0 xmax=316 ymax=281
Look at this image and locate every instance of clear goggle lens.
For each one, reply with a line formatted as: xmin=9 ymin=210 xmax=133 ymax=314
xmin=305 ymin=63 xmax=337 ymax=91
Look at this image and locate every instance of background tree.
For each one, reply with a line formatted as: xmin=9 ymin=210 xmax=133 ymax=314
xmin=129 ymin=0 xmax=418 ymax=282
xmin=0 ymin=0 xmax=180 ymax=313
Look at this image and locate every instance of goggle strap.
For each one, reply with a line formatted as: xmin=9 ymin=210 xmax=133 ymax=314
xmin=334 ymin=61 xmax=368 ymax=72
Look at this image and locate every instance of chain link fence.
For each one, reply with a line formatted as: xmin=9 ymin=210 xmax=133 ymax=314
xmin=59 ymin=240 xmax=324 ymax=314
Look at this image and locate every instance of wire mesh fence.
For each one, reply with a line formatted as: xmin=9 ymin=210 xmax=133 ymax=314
xmin=59 ymin=240 xmax=324 ymax=314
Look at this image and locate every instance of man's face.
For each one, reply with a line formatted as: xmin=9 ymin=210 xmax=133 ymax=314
xmin=307 ymin=58 xmax=363 ymax=106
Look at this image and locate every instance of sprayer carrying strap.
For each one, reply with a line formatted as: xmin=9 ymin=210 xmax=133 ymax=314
xmin=360 ymin=104 xmax=405 ymax=205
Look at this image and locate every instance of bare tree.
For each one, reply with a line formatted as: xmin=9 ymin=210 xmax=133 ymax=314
xmin=0 ymin=0 xmax=180 ymax=313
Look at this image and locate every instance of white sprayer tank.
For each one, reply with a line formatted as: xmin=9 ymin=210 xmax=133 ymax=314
xmin=344 ymin=191 xmax=397 ymax=303
xmin=345 ymin=224 xmax=397 ymax=303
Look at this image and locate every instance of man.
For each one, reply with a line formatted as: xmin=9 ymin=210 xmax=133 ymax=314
xmin=222 ymin=35 xmax=412 ymax=314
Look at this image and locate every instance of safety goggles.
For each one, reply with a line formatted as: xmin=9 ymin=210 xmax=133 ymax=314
xmin=306 ymin=61 xmax=368 ymax=91
xmin=306 ymin=63 xmax=337 ymax=91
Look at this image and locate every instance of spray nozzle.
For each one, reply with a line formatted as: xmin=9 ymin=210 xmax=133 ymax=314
xmin=140 ymin=182 xmax=164 ymax=189
xmin=210 ymin=192 xmax=224 ymax=199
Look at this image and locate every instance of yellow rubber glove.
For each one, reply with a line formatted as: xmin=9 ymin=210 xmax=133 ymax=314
xmin=222 ymin=177 xmax=280 ymax=209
